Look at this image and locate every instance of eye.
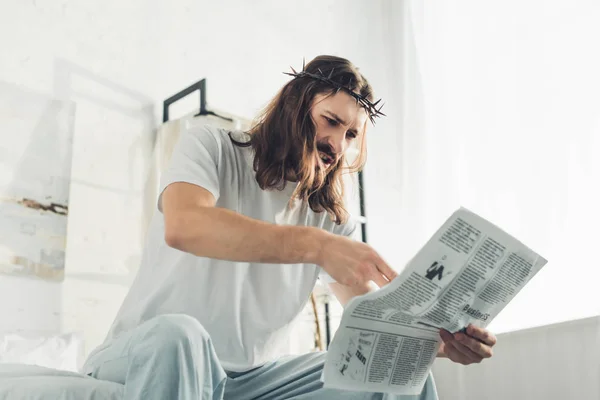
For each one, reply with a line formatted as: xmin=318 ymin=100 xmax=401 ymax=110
xmin=346 ymin=131 xmax=358 ymax=139
xmin=324 ymin=116 xmax=339 ymax=127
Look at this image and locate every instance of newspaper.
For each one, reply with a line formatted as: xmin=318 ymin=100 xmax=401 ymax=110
xmin=322 ymin=207 xmax=547 ymax=395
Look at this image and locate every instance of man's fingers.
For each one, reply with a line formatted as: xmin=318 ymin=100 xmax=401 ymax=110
xmin=371 ymin=273 xmax=389 ymax=288
xmin=375 ymin=258 xmax=397 ymax=282
xmin=440 ymin=329 xmax=492 ymax=365
xmin=440 ymin=329 xmax=454 ymax=343
xmin=466 ymin=325 xmax=497 ymax=346
xmin=452 ymin=340 xmax=484 ymax=363
xmin=442 ymin=340 xmax=472 ymax=365
xmin=455 ymin=332 xmax=493 ymax=359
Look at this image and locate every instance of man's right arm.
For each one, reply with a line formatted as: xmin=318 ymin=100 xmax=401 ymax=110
xmin=162 ymin=181 xmax=324 ymax=265
xmin=161 ymin=182 xmax=396 ymax=288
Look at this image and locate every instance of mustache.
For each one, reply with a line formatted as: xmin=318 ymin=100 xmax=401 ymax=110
xmin=316 ymin=142 xmax=336 ymax=159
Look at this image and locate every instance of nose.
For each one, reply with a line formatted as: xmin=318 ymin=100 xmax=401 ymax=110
xmin=326 ymin=131 xmax=346 ymax=156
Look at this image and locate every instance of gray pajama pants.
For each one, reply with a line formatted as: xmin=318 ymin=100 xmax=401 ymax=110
xmin=82 ymin=314 xmax=438 ymax=400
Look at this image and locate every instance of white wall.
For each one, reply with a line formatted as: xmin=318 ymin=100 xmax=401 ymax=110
xmin=401 ymin=0 xmax=600 ymax=335
xmin=0 ymin=0 xmax=402 ymax=357
xmin=432 ymin=316 xmax=600 ymax=400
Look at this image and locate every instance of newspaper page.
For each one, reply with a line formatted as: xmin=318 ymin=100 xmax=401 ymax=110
xmin=322 ymin=207 xmax=547 ymax=395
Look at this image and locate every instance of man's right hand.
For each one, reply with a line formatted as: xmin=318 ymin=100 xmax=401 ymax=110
xmin=314 ymin=233 xmax=397 ymax=288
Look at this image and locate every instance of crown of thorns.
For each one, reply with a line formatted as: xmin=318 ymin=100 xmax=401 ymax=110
xmin=283 ymin=60 xmax=385 ymax=124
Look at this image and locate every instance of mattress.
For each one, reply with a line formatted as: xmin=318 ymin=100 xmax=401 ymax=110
xmin=0 ymin=364 xmax=123 ymax=400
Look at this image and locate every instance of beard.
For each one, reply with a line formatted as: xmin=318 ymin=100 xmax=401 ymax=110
xmin=315 ymin=141 xmax=337 ymax=171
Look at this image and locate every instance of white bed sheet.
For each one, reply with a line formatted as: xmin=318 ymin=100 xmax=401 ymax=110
xmin=0 ymin=364 xmax=123 ymax=400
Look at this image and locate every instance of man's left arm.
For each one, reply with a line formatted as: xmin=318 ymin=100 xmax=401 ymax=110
xmin=327 ymin=281 xmax=374 ymax=307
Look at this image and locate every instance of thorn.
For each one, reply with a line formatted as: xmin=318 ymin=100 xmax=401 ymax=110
xmin=290 ymin=66 xmax=297 ymax=74
xmin=372 ymin=99 xmax=381 ymax=106
xmin=328 ymin=68 xmax=335 ymax=79
xmin=302 ymin=57 xmax=306 ymax=71
xmin=317 ymin=68 xmax=324 ymax=75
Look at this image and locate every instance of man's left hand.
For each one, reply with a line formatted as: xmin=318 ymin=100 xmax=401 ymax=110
xmin=437 ymin=324 xmax=497 ymax=365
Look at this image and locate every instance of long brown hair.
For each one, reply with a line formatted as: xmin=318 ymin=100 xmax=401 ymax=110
xmin=235 ymin=55 xmax=375 ymax=224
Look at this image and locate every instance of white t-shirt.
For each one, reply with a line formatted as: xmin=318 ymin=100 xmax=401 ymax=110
xmin=103 ymin=125 xmax=355 ymax=371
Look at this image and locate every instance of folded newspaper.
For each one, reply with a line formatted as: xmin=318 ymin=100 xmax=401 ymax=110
xmin=322 ymin=207 xmax=547 ymax=395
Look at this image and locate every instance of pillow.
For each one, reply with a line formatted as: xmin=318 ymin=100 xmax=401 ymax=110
xmin=0 ymin=364 xmax=123 ymax=400
xmin=0 ymin=332 xmax=84 ymax=372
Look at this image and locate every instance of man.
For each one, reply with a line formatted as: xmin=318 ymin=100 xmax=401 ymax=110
xmin=83 ymin=55 xmax=496 ymax=399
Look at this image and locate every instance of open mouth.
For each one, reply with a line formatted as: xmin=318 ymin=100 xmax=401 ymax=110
xmin=318 ymin=151 xmax=334 ymax=167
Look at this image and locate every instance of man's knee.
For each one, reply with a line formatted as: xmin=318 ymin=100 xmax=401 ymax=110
xmin=146 ymin=314 xmax=211 ymax=349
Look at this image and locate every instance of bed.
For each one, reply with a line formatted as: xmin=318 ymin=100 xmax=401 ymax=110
xmin=0 ymin=331 xmax=123 ymax=399
xmin=0 ymin=364 xmax=123 ymax=400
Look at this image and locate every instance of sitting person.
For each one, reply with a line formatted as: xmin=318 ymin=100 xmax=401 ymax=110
xmin=83 ymin=55 xmax=496 ymax=400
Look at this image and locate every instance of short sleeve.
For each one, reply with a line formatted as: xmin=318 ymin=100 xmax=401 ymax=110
xmin=157 ymin=125 xmax=221 ymax=212
xmin=318 ymin=217 xmax=360 ymax=284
